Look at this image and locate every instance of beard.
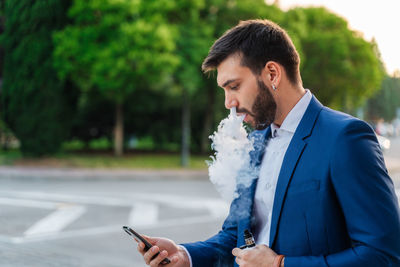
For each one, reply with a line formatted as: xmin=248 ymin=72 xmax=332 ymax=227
xmin=252 ymin=80 xmax=277 ymax=130
xmin=237 ymin=80 xmax=277 ymax=130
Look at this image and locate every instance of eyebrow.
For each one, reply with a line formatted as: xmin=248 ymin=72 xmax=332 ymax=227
xmin=221 ymin=79 xmax=238 ymax=88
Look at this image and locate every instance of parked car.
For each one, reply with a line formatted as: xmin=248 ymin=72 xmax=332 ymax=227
xmin=376 ymin=134 xmax=391 ymax=151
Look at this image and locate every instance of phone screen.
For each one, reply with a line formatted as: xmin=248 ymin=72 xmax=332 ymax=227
xmin=122 ymin=226 xmax=171 ymax=265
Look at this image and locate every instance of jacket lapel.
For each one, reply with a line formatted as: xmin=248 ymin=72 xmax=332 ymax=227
xmin=240 ymin=127 xmax=271 ymax=230
xmin=269 ymin=96 xmax=323 ymax=247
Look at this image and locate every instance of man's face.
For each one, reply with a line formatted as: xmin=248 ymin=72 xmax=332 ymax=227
xmin=217 ymin=54 xmax=276 ymax=130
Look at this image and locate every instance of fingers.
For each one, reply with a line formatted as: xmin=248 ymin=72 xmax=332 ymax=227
xmin=232 ymin=247 xmax=246 ymax=266
xmin=142 ymin=245 xmax=169 ymax=267
xmin=235 ymin=256 xmax=242 ymax=266
xmin=136 ymin=236 xmax=176 ymax=266
xmin=143 ymin=246 xmax=159 ymax=265
xmin=232 ymin=247 xmax=242 ymax=265
xmin=136 ymin=235 xmax=157 ymax=256
xmin=232 ymin=247 xmax=242 ymax=257
xmin=138 ymin=243 xmax=169 ymax=266
xmin=137 ymin=242 xmax=146 ymax=255
xmin=150 ymin=250 xmax=169 ymax=267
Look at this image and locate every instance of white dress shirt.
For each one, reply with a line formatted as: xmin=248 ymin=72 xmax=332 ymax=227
xmin=253 ymin=89 xmax=312 ymax=245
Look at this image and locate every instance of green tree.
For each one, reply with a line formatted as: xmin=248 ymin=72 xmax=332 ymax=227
xmin=366 ymin=75 xmax=400 ymax=122
xmin=283 ymin=7 xmax=384 ymax=111
xmin=162 ymin=0 xmax=214 ymax=166
xmin=53 ymin=0 xmax=179 ymax=156
xmin=1 ymin=0 xmax=77 ymax=156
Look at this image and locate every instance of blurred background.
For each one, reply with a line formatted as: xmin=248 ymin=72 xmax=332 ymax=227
xmin=0 ymin=0 xmax=399 ymax=266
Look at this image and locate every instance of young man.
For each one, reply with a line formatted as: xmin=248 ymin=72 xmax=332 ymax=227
xmin=138 ymin=19 xmax=400 ymax=267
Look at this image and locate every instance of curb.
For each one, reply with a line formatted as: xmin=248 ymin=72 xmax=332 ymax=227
xmin=0 ymin=166 xmax=208 ymax=181
xmin=0 ymin=155 xmax=399 ymax=181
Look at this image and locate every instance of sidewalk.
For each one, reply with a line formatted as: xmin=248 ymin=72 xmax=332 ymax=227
xmin=0 ymin=155 xmax=399 ymax=181
xmin=0 ymin=166 xmax=208 ymax=180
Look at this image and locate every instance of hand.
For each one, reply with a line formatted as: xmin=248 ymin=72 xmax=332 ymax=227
xmin=137 ymin=235 xmax=190 ymax=267
xmin=232 ymin=244 xmax=279 ymax=267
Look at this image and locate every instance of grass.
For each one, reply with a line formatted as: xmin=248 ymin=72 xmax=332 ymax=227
xmin=0 ymin=150 xmax=22 ymax=165
xmin=0 ymin=149 xmax=209 ymax=170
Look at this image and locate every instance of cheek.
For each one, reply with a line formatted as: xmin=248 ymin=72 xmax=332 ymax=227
xmin=238 ymin=80 xmax=259 ymax=110
xmin=248 ymin=94 xmax=259 ymax=111
xmin=240 ymin=90 xmax=256 ymax=106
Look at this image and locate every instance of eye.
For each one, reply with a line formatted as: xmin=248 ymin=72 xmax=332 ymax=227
xmin=229 ymin=84 xmax=239 ymax=90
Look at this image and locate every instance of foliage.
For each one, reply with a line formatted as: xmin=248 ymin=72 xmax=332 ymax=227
xmin=366 ymin=76 xmax=400 ymax=122
xmin=0 ymin=0 xmax=4 ymax=76
xmin=1 ymin=0 xmax=77 ymax=156
xmin=53 ymin=0 xmax=180 ymax=156
xmin=283 ymin=7 xmax=385 ymax=111
xmin=1 ymin=1 xmax=392 ymax=159
xmin=53 ymin=0 xmax=178 ymax=103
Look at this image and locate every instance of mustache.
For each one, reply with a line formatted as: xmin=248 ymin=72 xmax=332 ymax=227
xmin=236 ymin=108 xmax=256 ymax=117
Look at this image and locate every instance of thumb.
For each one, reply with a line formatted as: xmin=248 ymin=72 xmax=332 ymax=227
xmin=140 ymin=234 xmax=157 ymax=245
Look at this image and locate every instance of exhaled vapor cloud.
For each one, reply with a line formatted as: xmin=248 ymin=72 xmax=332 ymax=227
xmin=207 ymin=108 xmax=259 ymax=203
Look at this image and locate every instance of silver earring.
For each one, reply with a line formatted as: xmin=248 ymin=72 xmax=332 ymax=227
xmin=272 ymin=84 xmax=277 ymax=91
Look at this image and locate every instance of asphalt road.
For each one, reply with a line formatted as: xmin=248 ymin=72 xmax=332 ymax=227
xmin=0 ymin=176 xmax=229 ymax=267
xmin=0 ymin=137 xmax=399 ymax=267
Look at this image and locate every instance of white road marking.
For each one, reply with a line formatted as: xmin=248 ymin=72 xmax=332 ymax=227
xmin=129 ymin=202 xmax=158 ymax=227
xmin=0 ymin=190 xmax=229 ymax=215
xmin=24 ymin=205 xmax=86 ymax=237
xmin=0 ymin=190 xmax=131 ymax=206
xmin=131 ymin=193 xmax=230 ymax=218
xmin=2 ymin=181 xmax=399 ymax=244
xmin=0 ymin=190 xmax=228 ymax=244
xmin=0 ymin=197 xmax=56 ymax=209
xmin=10 ymin=215 xmax=219 ymax=244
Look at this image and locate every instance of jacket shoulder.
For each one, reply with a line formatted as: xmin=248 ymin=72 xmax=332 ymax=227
xmin=318 ymin=107 xmax=374 ymax=135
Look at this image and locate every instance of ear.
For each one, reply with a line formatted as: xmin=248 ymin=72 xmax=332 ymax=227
xmin=262 ymin=61 xmax=281 ymax=89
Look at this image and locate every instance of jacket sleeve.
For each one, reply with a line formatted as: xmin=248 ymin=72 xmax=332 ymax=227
xmin=181 ymin=224 xmax=236 ymax=267
xmin=285 ymin=120 xmax=400 ymax=267
xmin=181 ymin=205 xmax=237 ymax=267
xmin=181 ymin=193 xmax=247 ymax=267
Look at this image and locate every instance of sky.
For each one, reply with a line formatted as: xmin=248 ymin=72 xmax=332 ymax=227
xmin=268 ymin=0 xmax=400 ymax=75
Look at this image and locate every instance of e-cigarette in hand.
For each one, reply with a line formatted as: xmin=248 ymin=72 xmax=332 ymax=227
xmin=240 ymin=229 xmax=256 ymax=249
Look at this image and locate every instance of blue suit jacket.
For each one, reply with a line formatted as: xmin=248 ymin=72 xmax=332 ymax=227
xmin=183 ymin=96 xmax=400 ymax=267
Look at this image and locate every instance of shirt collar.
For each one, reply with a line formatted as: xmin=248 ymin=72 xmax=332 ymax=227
xmin=270 ymin=89 xmax=312 ymax=137
xmin=270 ymin=123 xmax=279 ymax=138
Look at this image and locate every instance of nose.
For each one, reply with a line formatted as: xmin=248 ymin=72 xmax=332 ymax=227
xmin=224 ymin=92 xmax=238 ymax=109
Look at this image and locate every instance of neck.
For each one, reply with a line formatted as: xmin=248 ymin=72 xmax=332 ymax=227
xmin=273 ymin=84 xmax=306 ymax=126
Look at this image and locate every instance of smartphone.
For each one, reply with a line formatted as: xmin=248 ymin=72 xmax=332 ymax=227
xmin=122 ymin=226 xmax=171 ymax=265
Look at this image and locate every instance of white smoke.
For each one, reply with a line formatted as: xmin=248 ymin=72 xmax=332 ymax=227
xmin=207 ymin=107 xmax=257 ymax=203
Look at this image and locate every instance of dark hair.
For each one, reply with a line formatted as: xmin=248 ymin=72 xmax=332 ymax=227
xmin=202 ymin=19 xmax=301 ymax=85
